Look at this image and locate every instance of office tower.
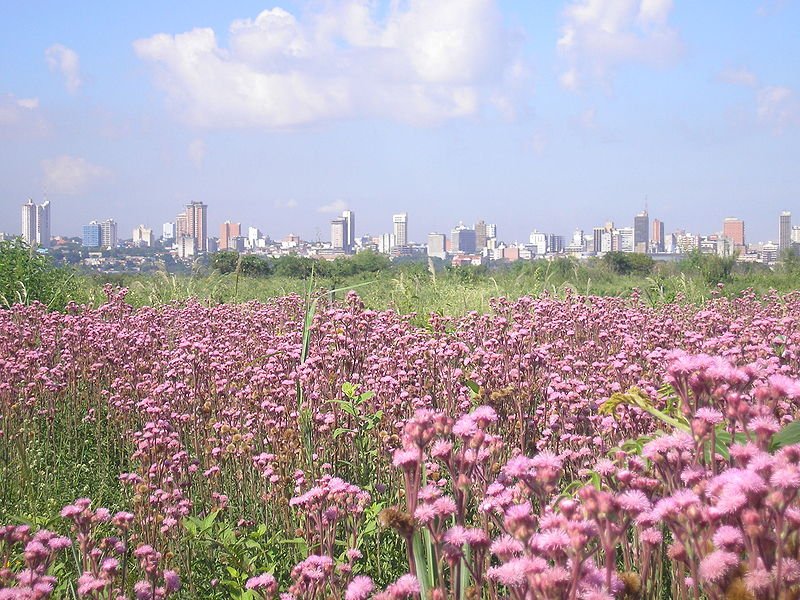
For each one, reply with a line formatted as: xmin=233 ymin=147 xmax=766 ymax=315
xmin=634 ymin=210 xmax=649 ymax=253
xmin=248 ymin=227 xmax=262 ymax=247
xmin=133 ymin=225 xmax=154 ymax=247
xmin=331 ymin=217 xmax=346 ymax=250
xmin=100 ymin=219 xmax=117 ymax=248
xmin=342 ymin=210 xmax=355 ymax=252
xmin=651 ymin=219 xmax=665 ymax=253
xmin=485 ymin=223 xmax=497 ymax=240
xmin=427 ymin=233 xmax=446 ymax=259
xmin=185 ymin=201 xmax=208 ymax=252
xmin=82 ymin=222 xmax=102 ymax=248
xmin=220 ymin=221 xmax=241 ymax=251
xmin=21 ymin=199 xmax=36 ymax=245
xmin=529 ymin=231 xmax=547 ymax=256
xmin=618 ymin=227 xmax=635 ymax=253
xmin=475 ymin=220 xmax=487 ymax=250
xmin=163 ymin=222 xmax=176 ymax=240
xmin=36 ymin=201 xmax=50 ymax=247
xmin=175 ymin=213 xmax=189 ymax=239
xmin=392 ymin=213 xmax=408 ymax=247
xmin=592 ymin=226 xmax=605 ymax=253
xmin=792 ymin=226 xmax=800 ymax=245
xmin=452 ymin=224 xmax=477 ymax=253
xmin=723 ymin=218 xmax=745 ymax=249
xmin=779 ymin=212 xmax=792 ymax=255
xmin=546 ymin=234 xmax=565 ymax=254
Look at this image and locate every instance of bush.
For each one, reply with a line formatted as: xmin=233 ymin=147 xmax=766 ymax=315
xmin=0 ymin=238 xmax=78 ymax=310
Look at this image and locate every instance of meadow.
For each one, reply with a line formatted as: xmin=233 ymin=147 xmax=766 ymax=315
xmin=3 ymin=243 xmax=800 ymax=598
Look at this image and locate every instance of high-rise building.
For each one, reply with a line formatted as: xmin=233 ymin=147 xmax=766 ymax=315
xmin=21 ymin=199 xmax=36 ymax=245
xmin=175 ymin=214 xmax=189 ymax=239
xmin=546 ymin=234 xmax=565 ymax=254
xmin=220 ymin=221 xmax=241 ymax=251
xmin=82 ymin=222 xmax=102 ymax=248
xmin=475 ymin=220 xmax=488 ymax=250
xmin=779 ymin=212 xmax=792 ymax=255
xmin=618 ymin=227 xmax=635 ymax=253
xmin=392 ymin=213 xmax=408 ymax=247
xmin=451 ymin=225 xmax=476 ymax=253
xmin=651 ymin=219 xmax=665 ymax=253
xmin=342 ymin=210 xmax=355 ymax=252
xmin=634 ymin=211 xmax=649 ymax=253
xmin=331 ymin=217 xmax=346 ymax=250
xmin=163 ymin=222 xmax=176 ymax=240
xmin=21 ymin=199 xmax=50 ymax=247
xmin=427 ymin=233 xmax=446 ymax=259
xmin=592 ymin=226 xmax=605 ymax=253
xmin=100 ymin=219 xmax=117 ymax=249
xmin=723 ymin=218 xmax=745 ymax=249
xmin=185 ymin=201 xmax=208 ymax=252
xmin=133 ymin=225 xmax=154 ymax=247
xmin=36 ymin=201 xmax=50 ymax=247
xmin=485 ymin=223 xmax=497 ymax=240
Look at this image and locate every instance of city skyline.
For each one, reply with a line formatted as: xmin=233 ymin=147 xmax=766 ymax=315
xmin=1 ymin=2 xmax=799 ymax=241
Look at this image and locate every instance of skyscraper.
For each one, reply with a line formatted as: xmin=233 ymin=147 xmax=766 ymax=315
xmin=100 ymin=219 xmax=117 ymax=249
xmin=779 ymin=212 xmax=792 ymax=255
xmin=427 ymin=233 xmax=446 ymax=259
xmin=723 ymin=218 xmax=745 ymax=249
xmin=393 ymin=213 xmax=408 ymax=247
xmin=475 ymin=220 xmax=487 ymax=250
xmin=634 ymin=211 xmax=649 ymax=254
xmin=451 ymin=224 xmax=477 ymax=254
xmin=82 ymin=222 xmax=102 ymax=248
xmin=21 ymin=199 xmax=36 ymax=245
xmin=36 ymin=201 xmax=50 ymax=247
xmin=331 ymin=217 xmax=346 ymax=250
xmin=185 ymin=201 xmax=208 ymax=252
xmin=133 ymin=225 xmax=154 ymax=247
xmin=220 ymin=221 xmax=241 ymax=251
xmin=21 ymin=198 xmax=50 ymax=247
xmin=342 ymin=210 xmax=355 ymax=252
xmin=163 ymin=222 xmax=176 ymax=241
xmin=651 ymin=219 xmax=665 ymax=253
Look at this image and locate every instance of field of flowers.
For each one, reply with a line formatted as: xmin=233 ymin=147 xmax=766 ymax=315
xmin=3 ymin=285 xmax=800 ymax=599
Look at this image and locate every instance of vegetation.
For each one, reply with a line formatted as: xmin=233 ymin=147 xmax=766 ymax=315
xmin=0 ymin=237 xmax=80 ymax=310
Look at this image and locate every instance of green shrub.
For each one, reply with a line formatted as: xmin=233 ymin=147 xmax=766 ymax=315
xmin=0 ymin=238 xmax=78 ymax=310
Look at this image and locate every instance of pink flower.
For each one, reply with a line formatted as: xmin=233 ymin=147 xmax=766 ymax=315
xmin=699 ymin=550 xmax=738 ymax=584
xmin=345 ymin=575 xmax=374 ymax=600
xmin=246 ymin=573 xmax=278 ymax=594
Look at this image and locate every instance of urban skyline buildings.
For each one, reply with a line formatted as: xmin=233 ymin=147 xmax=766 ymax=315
xmin=392 ymin=213 xmax=408 ymax=248
xmin=779 ymin=212 xmax=792 ymax=256
xmin=20 ymin=198 xmax=50 ymax=248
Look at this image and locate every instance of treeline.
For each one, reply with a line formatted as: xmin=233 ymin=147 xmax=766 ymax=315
xmin=211 ymin=250 xmax=392 ymax=278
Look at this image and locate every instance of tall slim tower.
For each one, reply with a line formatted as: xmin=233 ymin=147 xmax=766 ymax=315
xmin=475 ymin=220 xmax=487 ymax=250
xmin=331 ymin=217 xmax=346 ymax=250
xmin=36 ymin=200 xmax=51 ymax=247
xmin=21 ymin=199 xmax=36 ymax=245
xmin=651 ymin=219 xmax=665 ymax=253
xmin=342 ymin=210 xmax=355 ymax=252
xmin=186 ymin=201 xmax=208 ymax=252
xmin=779 ymin=212 xmax=792 ymax=255
xmin=393 ymin=213 xmax=408 ymax=247
xmin=634 ymin=210 xmax=649 ymax=254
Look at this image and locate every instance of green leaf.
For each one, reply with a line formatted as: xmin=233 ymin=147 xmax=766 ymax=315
xmin=772 ymin=421 xmax=800 ymax=451
xmin=464 ymin=379 xmax=480 ymax=397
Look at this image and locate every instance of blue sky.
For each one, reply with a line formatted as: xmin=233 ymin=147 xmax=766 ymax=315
xmin=1 ymin=0 xmax=798 ymax=244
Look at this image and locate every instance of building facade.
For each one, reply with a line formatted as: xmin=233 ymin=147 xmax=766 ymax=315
xmin=634 ymin=211 xmax=649 ymax=253
xmin=392 ymin=213 xmax=408 ymax=248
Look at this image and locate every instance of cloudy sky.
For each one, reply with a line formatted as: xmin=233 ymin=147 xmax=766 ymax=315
xmin=1 ymin=0 xmax=798 ymax=244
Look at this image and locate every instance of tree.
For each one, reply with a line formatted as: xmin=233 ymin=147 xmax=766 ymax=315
xmin=602 ymin=252 xmax=654 ymax=276
xmin=0 ymin=238 xmax=78 ymax=310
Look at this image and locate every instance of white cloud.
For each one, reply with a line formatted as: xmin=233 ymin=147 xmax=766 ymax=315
xmin=45 ymin=44 xmax=82 ymax=93
xmin=0 ymin=93 xmax=48 ymax=136
xmin=41 ymin=155 xmax=111 ymax=195
xmin=757 ymin=86 xmax=799 ymax=132
xmin=317 ymin=199 xmax=348 ymax=213
xmin=274 ymin=198 xmax=299 ymax=209
xmin=16 ymin=97 xmax=39 ymax=109
xmin=718 ymin=66 xmax=758 ymax=88
xmin=188 ymin=138 xmax=206 ymax=167
xmin=133 ymin=1 xmax=526 ymax=128
xmin=557 ymin=0 xmax=682 ymax=90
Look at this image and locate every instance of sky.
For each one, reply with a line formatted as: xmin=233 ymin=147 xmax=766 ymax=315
xmin=1 ymin=0 xmax=799 ymax=245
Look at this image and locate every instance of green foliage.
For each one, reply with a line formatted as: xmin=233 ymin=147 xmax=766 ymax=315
xmin=0 ymin=237 xmax=79 ymax=310
xmin=602 ymin=252 xmax=655 ymax=276
xmin=678 ymin=250 xmax=737 ymax=285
